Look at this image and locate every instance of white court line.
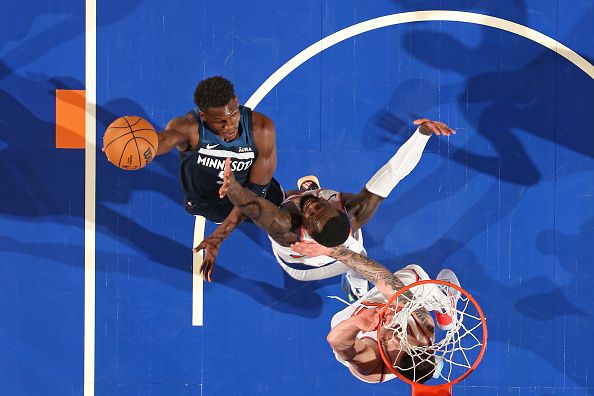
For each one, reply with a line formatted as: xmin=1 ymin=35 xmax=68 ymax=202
xmin=84 ymin=0 xmax=96 ymax=393
xmin=192 ymin=216 xmax=205 ymax=326
xmin=245 ymin=10 xmax=594 ymax=109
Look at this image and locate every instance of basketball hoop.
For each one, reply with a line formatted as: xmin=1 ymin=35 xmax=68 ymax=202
xmin=376 ymin=279 xmax=488 ymax=396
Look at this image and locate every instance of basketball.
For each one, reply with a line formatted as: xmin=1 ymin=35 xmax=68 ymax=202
xmin=103 ymin=116 xmax=158 ymax=170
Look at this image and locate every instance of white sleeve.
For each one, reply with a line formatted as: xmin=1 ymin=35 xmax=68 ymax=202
xmin=365 ymin=128 xmax=431 ymax=198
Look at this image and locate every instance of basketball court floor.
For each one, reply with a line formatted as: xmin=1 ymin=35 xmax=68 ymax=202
xmin=1 ymin=0 xmax=594 ymax=395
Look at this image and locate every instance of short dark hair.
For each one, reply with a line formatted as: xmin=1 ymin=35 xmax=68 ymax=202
xmin=310 ymin=211 xmax=350 ymax=247
xmin=194 ymin=76 xmax=235 ymax=110
xmin=397 ymin=351 xmax=436 ymax=384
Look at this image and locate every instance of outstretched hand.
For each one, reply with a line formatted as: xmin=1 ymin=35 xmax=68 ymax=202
xmin=193 ymin=235 xmax=222 ymax=282
xmin=290 ymin=240 xmax=334 ymax=257
xmin=414 ymin=118 xmax=457 ymax=136
xmin=218 ymin=157 xmax=236 ymax=199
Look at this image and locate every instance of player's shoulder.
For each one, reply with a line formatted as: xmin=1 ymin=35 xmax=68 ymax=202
xmin=251 ymin=111 xmax=275 ymax=134
xmin=166 ymin=114 xmax=197 ymax=132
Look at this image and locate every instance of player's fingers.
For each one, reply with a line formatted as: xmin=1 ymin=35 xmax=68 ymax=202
xmin=428 ymin=123 xmax=442 ymax=135
xmin=219 ymin=184 xmax=228 ymax=198
xmin=201 ymin=262 xmax=211 ymax=282
xmin=435 ymin=122 xmax=455 ymax=136
xmin=436 ymin=124 xmax=450 ymax=136
xmin=194 ymin=241 xmax=206 ymax=252
xmin=413 ymin=118 xmax=429 ymax=125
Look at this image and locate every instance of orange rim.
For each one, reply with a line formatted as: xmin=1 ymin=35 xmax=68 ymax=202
xmin=376 ymin=279 xmax=488 ymax=387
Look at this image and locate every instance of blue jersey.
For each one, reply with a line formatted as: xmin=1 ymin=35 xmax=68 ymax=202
xmin=180 ymin=105 xmax=258 ymax=216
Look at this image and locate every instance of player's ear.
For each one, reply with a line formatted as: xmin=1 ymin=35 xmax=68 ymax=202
xmin=198 ymin=111 xmax=206 ymax=122
xmin=233 ymin=96 xmax=239 ymax=106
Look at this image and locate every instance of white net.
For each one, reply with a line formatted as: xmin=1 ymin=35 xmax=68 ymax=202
xmin=380 ymin=281 xmax=486 ymax=384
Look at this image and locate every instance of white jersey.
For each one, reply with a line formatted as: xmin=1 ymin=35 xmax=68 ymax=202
xmin=330 ymin=265 xmax=435 ymax=383
xmin=269 ymin=188 xmax=366 ymax=281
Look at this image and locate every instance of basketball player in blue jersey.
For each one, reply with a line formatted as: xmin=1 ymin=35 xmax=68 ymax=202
xmin=218 ymin=118 xmax=455 ymax=299
xmin=154 ymin=76 xmax=284 ymax=281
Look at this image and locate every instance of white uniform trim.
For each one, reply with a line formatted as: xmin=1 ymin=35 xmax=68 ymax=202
xmin=197 ymin=147 xmax=255 ymax=159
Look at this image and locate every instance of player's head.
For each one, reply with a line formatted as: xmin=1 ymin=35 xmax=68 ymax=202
xmin=380 ymin=328 xmax=436 ymax=384
xmin=300 ymin=196 xmax=350 ymax=247
xmin=194 ymin=76 xmax=240 ymax=140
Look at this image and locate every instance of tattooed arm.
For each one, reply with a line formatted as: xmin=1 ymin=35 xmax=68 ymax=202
xmin=219 ymin=158 xmax=297 ymax=246
xmin=291 ymin=241 xmax=434 ymax=332
xmin=327 ymin=246 xmax=414 ymax=301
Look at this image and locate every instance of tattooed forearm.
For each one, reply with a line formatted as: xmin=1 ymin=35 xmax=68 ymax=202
xmin=328 ymin=247 xmax=414 ymax=300
xmin=329 ymin=246 xmax=433 ymax=330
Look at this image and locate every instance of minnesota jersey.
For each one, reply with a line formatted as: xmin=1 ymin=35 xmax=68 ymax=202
xmin=180 ymin=105 xmax=257 ymax=215
xmin=269 ymin=188 xmax=365 ymax=268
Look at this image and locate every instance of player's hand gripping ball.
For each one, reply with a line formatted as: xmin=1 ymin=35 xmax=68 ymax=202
xmin=103 ymin=116 xmax=158 ymax=170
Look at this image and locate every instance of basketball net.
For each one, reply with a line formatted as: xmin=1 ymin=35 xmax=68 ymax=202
xmin=376 ymin=280 xmax=488 ymax=396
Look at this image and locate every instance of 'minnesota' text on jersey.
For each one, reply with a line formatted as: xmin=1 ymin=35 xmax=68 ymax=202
xmin=179 ymin=105 xmax=257 ymax=213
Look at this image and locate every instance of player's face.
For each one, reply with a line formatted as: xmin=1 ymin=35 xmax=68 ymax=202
xmin=300 ymin=196 xmax=340 ymax=235
xmin=201 ymin=96 xmax=241 ymax=141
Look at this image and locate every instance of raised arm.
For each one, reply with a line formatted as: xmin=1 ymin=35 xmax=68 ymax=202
xmin=343 ymin=119 xmax=456 ymax=230
xmin=156 ymin=116 xmax=196 ymax=156
xmin=219 ymin=158 xmax=296 ymax=246
xmin=291 ymin=242 xmax=409 ymax=300
xmin=291 ymin=241 xmax=434 ymax=331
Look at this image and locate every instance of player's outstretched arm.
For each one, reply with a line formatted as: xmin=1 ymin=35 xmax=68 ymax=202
xmin=292 ymin=240 xmax=434 ymax=331
xmin=156 ymin=117 xmax=194 ymax=156
xmin=291 ymin=241 xmax=407 ymax=300
xmin=343 ymin=118 xmax=456 ymax=230
xmin=220 ymin=158 xmax=295 ymax=245
xmin=193 ymin=206 xmax=245 ymax=282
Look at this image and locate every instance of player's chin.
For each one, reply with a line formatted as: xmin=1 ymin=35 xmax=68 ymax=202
xmin=223 ymin=129 xmax=238 ymax=139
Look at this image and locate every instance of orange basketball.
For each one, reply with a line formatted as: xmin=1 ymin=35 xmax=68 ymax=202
xmin=103 ymin=116 xmax=158 ymax=170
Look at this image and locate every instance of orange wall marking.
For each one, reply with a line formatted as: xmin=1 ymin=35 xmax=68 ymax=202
xmin=55 ymin=89 xmax=85 ymax=149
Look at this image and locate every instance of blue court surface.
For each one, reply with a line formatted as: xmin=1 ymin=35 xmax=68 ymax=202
xmin=1 ymin=1 xmax=594 ymax=395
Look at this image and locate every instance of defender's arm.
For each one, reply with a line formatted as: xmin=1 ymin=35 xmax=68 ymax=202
xmin=220 ymin=158 xmax=295 ymax=245
xmin=344 ymin=119 xmax=456 ymax=230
